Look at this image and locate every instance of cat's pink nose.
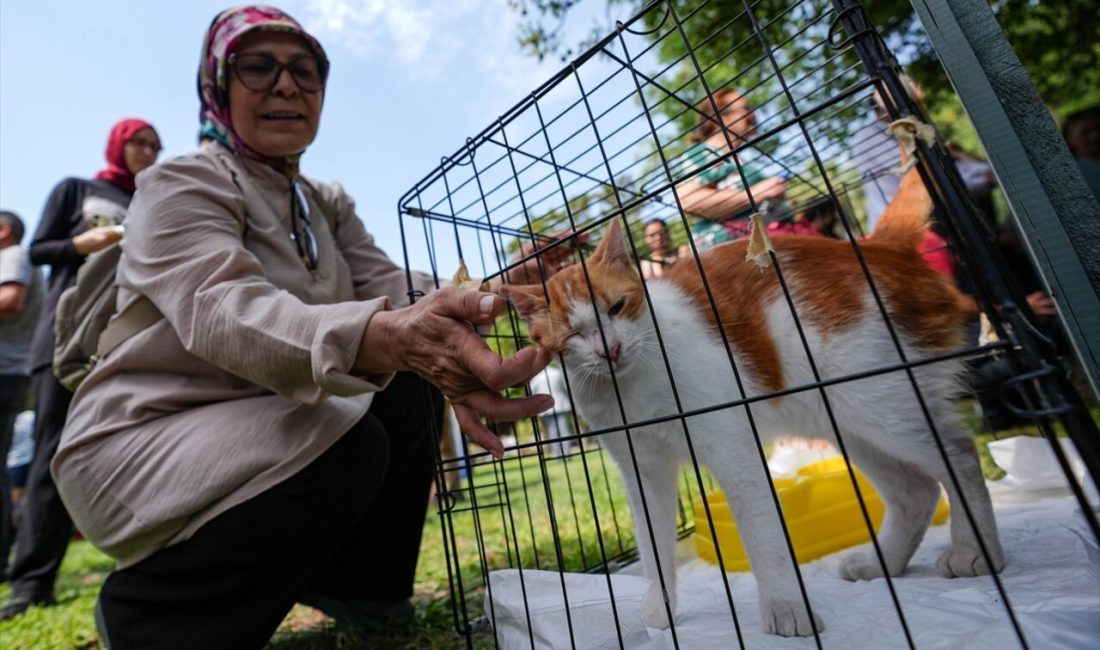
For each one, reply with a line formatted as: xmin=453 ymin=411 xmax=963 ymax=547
xmin=600 ymin=342 xmax=621 ymax=363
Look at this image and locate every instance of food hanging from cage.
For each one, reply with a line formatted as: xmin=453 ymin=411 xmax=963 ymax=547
xmin=744 ymin=212 xmax=775 ymax=269
xmin=888 ymin=116 xmax=936 ymax=175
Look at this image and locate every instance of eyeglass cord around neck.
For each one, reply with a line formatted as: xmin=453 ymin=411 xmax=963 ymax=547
xmin=289 ymin=179 xmax=320 ymax=273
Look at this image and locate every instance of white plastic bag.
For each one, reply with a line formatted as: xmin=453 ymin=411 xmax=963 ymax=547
xmin=987 ymin=436 xmax=1098 ymax=507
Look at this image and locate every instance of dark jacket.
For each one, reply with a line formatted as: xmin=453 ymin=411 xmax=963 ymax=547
xmin=28 ymin=177 xmax=133 ymax=372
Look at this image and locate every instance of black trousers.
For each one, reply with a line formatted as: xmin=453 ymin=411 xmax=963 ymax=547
xmin=97 ymin=373 xmax=442 ymax=649
xmin=0 ymin=373 xmax=31 ymax=574
xmin=6 ymin=368 xmax=74 ymax=598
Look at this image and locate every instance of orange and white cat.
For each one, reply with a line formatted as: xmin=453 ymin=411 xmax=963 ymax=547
xmin=501 ymin=167 xmax=1004 ymax=637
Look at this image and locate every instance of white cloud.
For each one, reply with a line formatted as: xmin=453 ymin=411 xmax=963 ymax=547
xmin=288 ymin=0 xmax=622 ymax=133
xmin=292 ymin=0 xmax=387 ymax=59
xmin=291 ymin=0 xmax=532 ymax=81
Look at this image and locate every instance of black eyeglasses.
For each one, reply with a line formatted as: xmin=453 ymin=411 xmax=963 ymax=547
xmin=228 ymin=52 xmax=327 ymax=93
xmin=290 ymin=180 xmax=319 ymax=272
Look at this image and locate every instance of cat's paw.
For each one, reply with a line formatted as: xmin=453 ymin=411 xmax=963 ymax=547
xmin=936 ymin=545 xmax=1004 ymax=578
xmin=838 ymin=552 xmax=887 ymax=581
xmin=642 ymin=586 xmax=671 ymax=629
xmin=760 ymin=598 xmax=824 ymax=637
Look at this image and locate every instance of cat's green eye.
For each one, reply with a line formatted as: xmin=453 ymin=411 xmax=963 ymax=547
xmin=607 ymin=298 xmax=626 ymax=317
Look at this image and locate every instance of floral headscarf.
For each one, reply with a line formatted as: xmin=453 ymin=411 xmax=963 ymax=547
xmin=95 ymin=117 xmax=157 ymax=193
xmin=197 ymin=5 xmax=328 ymax=176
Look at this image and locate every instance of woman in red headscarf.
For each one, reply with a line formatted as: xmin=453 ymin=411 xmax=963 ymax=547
xmin=0 ymin=118 xmax=160 ymax=622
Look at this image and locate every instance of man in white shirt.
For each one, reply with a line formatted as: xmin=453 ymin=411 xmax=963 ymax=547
xmin=0 ymin=210 xmax=45 ymax=576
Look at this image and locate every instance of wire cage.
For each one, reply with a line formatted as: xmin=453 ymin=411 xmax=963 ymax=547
xmin=397 ymin=0 xmax=1100 ymax=647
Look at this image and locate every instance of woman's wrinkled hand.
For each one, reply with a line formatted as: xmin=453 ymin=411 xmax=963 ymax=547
xmin=356 ymin=287 xmax=554 ymax=458
xmin=72 ymin=226 xmax=123 ymax=256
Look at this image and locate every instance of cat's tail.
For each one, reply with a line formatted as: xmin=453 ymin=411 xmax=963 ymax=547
xmin=870 ymin=156 xmax=933 ymax=251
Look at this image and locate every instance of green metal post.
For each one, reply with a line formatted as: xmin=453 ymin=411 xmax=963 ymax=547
xmin=909 ymin=0 xmax=1100 ymax=398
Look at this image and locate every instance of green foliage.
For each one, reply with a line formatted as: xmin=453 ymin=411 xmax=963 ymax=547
xmin=509 ymin=0 xmax=622 ymax=61
xmin=981 ymin=0 xmax=1100 ymax=114
xmin=511 ymin=0 xmax=1100 ymax=115
xmin=928 ymin=92 xmax=983 ymax=154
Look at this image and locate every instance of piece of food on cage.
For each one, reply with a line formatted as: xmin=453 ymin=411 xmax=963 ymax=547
xmin=500 ymin=165 xmax=1004 ymax=637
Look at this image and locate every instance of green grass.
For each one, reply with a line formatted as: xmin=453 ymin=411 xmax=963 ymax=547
xmin=2 ymin=403 xmax=1094 ymax=649
xmin=0 ymin=539 xmax=110 ymax=650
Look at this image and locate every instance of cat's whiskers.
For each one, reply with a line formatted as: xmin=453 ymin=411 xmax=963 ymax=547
xmin=631 ymin=329 xmax=665 ymax=367
xmin=569 ymin=361 xmax=602 ymax=394
xmin=636 ymin=348 xmax=664 ymax=373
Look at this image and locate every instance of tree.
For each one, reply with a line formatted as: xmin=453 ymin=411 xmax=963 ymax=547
xmin=511 ymin=0 xmax=1100 ymax=117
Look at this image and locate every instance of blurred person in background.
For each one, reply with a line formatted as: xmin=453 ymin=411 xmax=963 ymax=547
xmin=5 ymin=411 xmax=36 ymax=570
xmin=1062 ymin=105 xmax=1100 ymax=199
xmin=0 ymin=210 xmax=44 ymax=581
xmin=676 ymin=88 xmax=788 ymax=250
xmin=1 ymin=119 xmax=160 ymax=619
xmin=767 ymin=197 xmax=841 ymax=239
xmin=639 ymin=218 xmax=681 ymax=279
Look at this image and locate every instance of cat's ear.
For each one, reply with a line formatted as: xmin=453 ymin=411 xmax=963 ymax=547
xmin=498 ymin=284 xmax=548 ymax=321
xmin=591 ymin=218 xmax=631 ymax=267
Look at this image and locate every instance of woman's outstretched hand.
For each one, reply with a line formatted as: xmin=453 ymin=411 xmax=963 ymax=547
xmin=356 ymin=287 xmax=554 ymax=458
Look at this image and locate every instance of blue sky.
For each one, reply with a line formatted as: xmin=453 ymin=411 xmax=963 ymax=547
xmin=0 ymin=0 xmax=620 ymax=272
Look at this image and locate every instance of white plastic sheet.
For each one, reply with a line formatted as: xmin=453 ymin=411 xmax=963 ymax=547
xmin=488 ymin=569 xmax=653 ymax=649
xmin=488 ymin=490 xmax=1100 ymax=649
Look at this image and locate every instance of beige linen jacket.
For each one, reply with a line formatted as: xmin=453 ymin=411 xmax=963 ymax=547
xmin=52 ymin=144 xmax=438 ymax=568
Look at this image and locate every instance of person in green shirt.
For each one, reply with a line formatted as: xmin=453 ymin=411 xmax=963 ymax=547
xmin=674 ymin=88 xmax=788 ymax=249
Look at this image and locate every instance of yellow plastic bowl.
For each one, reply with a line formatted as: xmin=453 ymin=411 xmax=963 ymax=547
xmin=693 ymin=456 xmax=949 ymax=571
